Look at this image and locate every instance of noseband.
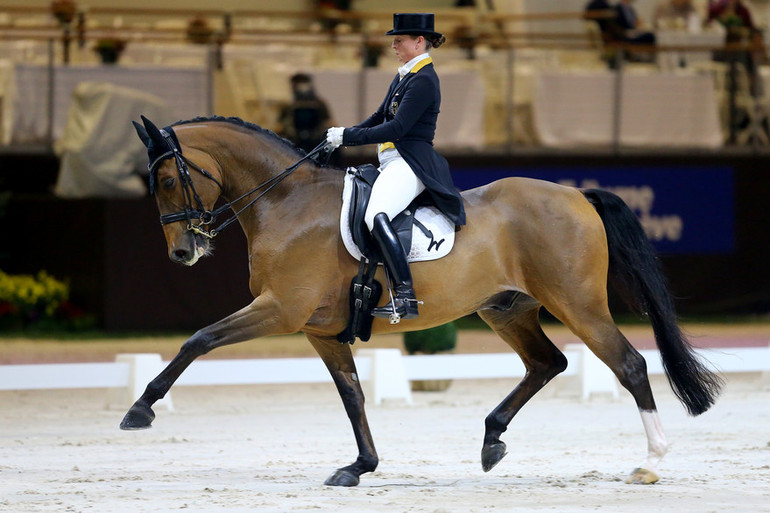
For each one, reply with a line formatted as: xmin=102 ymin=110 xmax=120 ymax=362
xmin=148 ymin=128 xmax=328 ymax=239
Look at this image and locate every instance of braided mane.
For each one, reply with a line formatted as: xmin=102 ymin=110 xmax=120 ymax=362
xmin=171 ymin=115 xmax=306 ymax=156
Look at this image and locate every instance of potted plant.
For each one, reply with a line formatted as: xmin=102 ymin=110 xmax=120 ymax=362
xmin=94 ymin=37 xmax=126 ymax=64
xmin=186 ymin=16 xmax=214 ymax=44
xmin=403 ymin=321 xmax=458 ymax=391
xmin=51 ymin=0 xmax=77 ymax=25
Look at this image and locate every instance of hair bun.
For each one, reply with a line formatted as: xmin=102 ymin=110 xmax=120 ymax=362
xmin=430 ymin=34 xmax=447 ymax=48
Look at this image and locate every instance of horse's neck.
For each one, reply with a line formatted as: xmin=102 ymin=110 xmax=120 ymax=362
xmin=224 ymin=149 xmax=345 ymax=241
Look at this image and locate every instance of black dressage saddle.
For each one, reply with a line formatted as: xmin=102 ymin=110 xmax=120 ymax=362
xmin=337 ymin=164 xmax=433 ymax=344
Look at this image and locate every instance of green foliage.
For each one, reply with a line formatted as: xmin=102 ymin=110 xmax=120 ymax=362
xmin=403 ymin=321 xmax=458 ymax=355
xmin=0 ymin=270 xmax=95 ymax=332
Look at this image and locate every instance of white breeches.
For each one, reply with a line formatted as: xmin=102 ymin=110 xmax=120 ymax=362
xmin=364 ymin=149 xmax=426 ymax=231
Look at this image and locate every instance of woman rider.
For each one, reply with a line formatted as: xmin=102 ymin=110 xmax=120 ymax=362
xmin=325 ymin=13 xmax=466 ymax=323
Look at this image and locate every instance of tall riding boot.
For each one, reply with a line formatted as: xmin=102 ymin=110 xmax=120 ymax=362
xmin=370 ymin=212 xmax=420 ymax=323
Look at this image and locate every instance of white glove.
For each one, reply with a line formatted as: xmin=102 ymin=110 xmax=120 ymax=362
xmin=326 ymin=126 xmax=344 ymax=149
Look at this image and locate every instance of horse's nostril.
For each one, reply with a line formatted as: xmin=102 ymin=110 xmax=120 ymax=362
xmin=173 ymin=249 xmax=188 ymax=260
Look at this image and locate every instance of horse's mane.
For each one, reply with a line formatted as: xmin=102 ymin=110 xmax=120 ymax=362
xmin=171 ymin=115 xmax=307 ymax=157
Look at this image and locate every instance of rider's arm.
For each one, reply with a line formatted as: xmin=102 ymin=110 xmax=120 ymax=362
xmin=342 ymin=75 xmax=433 ymax=146
xmin=352 ymin=109 xmax=385 ymax=130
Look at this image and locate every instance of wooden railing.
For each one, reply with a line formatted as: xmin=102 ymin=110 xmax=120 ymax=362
xmin=3 ymin=5 xmax=770 ymax=151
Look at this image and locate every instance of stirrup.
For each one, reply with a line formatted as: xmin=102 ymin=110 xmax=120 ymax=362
xmin=371 ymin=296 xmax=422 ymax=324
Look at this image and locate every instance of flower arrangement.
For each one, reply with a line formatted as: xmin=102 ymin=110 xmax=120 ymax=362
xmin=0 ymin=270 xmax=94 ymax=331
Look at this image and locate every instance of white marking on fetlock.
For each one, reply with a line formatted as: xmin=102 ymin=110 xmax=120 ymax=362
xmin=639 ymin=409 xmax=669 ymax=472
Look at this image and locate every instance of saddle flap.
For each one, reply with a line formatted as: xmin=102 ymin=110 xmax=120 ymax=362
xmin=348 ymin=164 xmax=380 ymax=257
xmin=391 ymin=208 xmax=415 ymax=256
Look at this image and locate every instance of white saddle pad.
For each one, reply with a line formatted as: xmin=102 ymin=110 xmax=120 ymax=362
xmin=340 ymin=170 xmax=456 ymax=262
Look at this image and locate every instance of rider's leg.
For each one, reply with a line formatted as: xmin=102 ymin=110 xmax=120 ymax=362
xmin=364 ymin=154 xmax=425 ymax=231
xmin=364 ymin=154 xmax=425 ymax=322
xmin=370 ymin=213 xmax=419 ymax=321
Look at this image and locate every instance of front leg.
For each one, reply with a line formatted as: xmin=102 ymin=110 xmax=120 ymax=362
xmin=120 ymin=295 xmax=290 ymax=430
xmin=306 ymin=334 xmax=378 ymax=487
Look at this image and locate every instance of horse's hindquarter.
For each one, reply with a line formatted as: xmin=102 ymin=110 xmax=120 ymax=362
xmin=426 ymin=177 xmax=609 ymax=311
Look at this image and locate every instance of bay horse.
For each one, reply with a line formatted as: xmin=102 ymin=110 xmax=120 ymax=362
xmin=123 ymin=115 xmax=722 ymax=487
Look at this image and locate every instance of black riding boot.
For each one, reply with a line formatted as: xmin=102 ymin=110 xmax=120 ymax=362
xmin=370 ymin=212 xmax=420 ymax=323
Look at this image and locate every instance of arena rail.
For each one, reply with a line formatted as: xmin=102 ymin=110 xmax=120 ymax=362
xmin=1 ymin=345 xmax=768 ymax=407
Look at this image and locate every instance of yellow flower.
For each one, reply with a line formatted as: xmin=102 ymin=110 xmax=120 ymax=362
xmin=0 ymin=269 xmax=69 ymax=315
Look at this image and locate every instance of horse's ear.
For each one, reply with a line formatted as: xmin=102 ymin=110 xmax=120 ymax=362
xmin=140 ymin=115 xmax=165 ymax=147
xmin=133 ymin=120 xmax=150 ymax=148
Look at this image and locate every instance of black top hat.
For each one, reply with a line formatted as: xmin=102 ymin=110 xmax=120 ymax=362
xmin=385 ymin=13 xmax=443 ymax=39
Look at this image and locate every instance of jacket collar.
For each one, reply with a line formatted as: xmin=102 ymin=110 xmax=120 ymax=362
xmin=398 ymin=53 xmax=432 ymax=79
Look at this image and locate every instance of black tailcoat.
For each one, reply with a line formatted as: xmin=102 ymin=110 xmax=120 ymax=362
xmin=342 ymin=62 xmax=466 ymax=226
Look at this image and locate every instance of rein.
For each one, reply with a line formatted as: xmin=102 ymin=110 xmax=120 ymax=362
xmin=149 ymin=131 xmax=329 ymax=239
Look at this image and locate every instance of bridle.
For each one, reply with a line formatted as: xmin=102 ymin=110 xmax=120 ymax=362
xmin=148 ymin=128 xmax=329 ymax=239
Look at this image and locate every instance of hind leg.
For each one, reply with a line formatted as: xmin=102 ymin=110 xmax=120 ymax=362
xmin=477 ymin=305 xmax=568 ymax=472
xmin=557 ymin=310 xmax=668 ymax=484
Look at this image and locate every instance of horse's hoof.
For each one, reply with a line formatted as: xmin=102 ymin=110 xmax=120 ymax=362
xmin=120 ymin=401 xmax=155 ymax=430
xmin=324 ymin=469 xmax=360 ymax=487
xmin=625 ymin=467 xmax=660 ymax=485
xmin=481 ymin=441 xmax=508 ymax=472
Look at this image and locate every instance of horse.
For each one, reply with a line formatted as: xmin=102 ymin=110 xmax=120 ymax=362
xmin=123 ymin=115 xmax=722 ymax=487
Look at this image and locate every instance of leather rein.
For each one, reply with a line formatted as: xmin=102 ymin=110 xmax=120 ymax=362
xmin=148 ymin=129 xmax=328 ymax=239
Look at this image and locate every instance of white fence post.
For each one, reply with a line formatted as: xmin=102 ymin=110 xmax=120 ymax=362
xmin=356 ymin=348 xmax=413 ymax=406
xmin=564 ymin=343 xmax=620 ymax=401
xmin=105 ymin=354 xmax=173 ymax=411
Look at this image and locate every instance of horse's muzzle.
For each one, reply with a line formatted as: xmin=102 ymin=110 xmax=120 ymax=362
xmin=168 ymin=232 xmax=209 ymax=266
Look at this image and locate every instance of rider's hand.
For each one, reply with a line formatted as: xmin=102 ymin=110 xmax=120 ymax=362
xmin=326 ymin=127 xmax=344 ymax=149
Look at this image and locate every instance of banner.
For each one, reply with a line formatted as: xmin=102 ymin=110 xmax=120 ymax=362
xmin=452 ymin=166 xmax=734 ymax=254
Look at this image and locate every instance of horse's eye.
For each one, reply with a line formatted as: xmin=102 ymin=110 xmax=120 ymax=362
xmin=163 ymin=177 xmax=175 ymax=190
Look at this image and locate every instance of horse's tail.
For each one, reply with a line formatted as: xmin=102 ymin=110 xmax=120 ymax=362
xmin=583 ymin=188 xmax=723 ymax=416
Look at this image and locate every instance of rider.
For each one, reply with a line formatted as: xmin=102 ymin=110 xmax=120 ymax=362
xmin=326 ymin=13 xmax=466 ymax=322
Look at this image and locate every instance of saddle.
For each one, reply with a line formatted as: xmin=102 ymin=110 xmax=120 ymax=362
xmin=336 ymin=165 xmax=455 ymax=344
xmin=340 ymin=166 xmax=456 ymax=263
xmin=345 ymin=164 xmax=428 ymax=259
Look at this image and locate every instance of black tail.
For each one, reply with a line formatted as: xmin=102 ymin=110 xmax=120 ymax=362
xmin=583 ymin=189 xmax=723 ymax=416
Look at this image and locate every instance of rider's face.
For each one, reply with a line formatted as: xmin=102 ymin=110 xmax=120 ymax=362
xmin=392 ymin=35 xmax=424 ymax=64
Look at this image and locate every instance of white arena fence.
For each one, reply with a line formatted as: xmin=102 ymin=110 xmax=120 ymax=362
xmin=1 ymin=345 xmax=768 ymax=408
